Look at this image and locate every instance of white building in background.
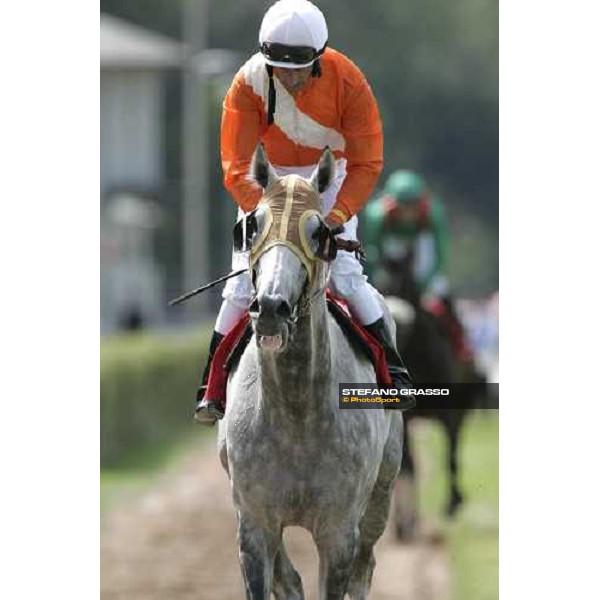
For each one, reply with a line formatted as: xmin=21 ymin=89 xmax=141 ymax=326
xmin=101 ymin=13 xmax=184 ymax=193
xmin=100 ymin=14 xmax=184 ymax=333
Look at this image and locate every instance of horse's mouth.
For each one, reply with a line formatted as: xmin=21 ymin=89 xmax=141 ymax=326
xmin=258 ymin=333 xmax=283 ymax=350
xmin=254 ymin=322 xmax=290 ymax=352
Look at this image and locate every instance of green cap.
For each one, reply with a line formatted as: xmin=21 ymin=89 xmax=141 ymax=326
xmin=384 ymin=170 xmax=426 ymax=202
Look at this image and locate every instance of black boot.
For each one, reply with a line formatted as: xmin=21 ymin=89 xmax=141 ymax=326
xmin=194 ymin=331 xmax=225 ymax=425
xmin=364 ymin=317 xmax=416 ymax=411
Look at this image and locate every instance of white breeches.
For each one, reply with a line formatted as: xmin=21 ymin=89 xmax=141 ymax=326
xmin=216 ymin=162 xmax=383 ymax=334
xmin=426 ymin=274 xmax=449 ymax=298
xmin=381 ymin=232 xmax=448 ymax=299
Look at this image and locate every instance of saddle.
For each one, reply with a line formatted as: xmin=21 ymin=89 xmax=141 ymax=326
xmin=203 ymin=292 xmax=392 ymax=410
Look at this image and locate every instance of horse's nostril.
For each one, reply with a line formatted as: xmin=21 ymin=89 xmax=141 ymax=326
xmin=254 ymin=295 xmax=290 ymax=321
xmin=276 ymin=300 xmax=292 ymax=319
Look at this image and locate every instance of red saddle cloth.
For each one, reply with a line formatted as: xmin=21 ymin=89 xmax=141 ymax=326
xmin=204 ymin=313 xmax=251 ymax=408
xmin=203 ymin=292 xmax=393 ymax=410
xmin=425 ymin=298 xmax=474 ymax=362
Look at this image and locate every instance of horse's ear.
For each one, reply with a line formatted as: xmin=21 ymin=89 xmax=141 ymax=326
xmin=310 ymin=147 xmax=336 ymax=194
xmin=249 ymin=143 xmax=278 ymax=189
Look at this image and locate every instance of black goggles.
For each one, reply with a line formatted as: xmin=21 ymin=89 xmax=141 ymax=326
xmin=260 ymin=42 xmax=323 ymax=65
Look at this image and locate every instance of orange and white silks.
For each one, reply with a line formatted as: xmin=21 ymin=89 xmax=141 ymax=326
xmin=220 ymin=48 xmax=384 ymax=224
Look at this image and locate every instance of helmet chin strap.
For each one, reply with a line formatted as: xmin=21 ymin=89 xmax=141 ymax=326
xmin=266 ymin=64 xmax=276 ymax=125
xmin=311 ymin=58 xmax=322 ymax=78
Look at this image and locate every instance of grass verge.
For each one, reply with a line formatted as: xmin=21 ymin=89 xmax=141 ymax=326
xmin=413 ymin=410 xmax=499 ymax=600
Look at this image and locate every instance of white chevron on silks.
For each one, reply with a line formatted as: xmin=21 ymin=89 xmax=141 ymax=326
xmin=242 ymin=53 xmax=346 ymax=153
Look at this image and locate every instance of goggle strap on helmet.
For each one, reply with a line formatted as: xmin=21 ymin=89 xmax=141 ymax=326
xmin=260 ymin=41 xmax=327 ymax=66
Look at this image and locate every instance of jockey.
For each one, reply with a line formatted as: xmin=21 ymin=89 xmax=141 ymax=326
xmin=362 ymin=169 xmax=473 ymax=362
xmin=195 ymin=0 xmax=413 ymax=424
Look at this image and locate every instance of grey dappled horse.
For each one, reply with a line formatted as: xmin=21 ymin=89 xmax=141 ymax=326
xmin=217 ymin=145 xmax=403 ymax=600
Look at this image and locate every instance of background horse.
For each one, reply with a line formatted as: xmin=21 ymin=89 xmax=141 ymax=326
xmin=377 ymin=247 xmax=486 ymax=541
xmin=218 ymin=145 xmax=403 ymax=600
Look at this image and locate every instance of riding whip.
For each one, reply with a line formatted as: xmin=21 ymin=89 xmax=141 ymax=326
xmin=168 ymin=268 xmax=247 ymax=306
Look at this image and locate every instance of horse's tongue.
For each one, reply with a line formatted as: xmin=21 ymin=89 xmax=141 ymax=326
xmin=259 ymin=334 xmax=282 ymax=349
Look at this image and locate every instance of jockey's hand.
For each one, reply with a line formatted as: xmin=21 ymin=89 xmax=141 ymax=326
xmin=324 ymin=216 xmax=345 ymax=236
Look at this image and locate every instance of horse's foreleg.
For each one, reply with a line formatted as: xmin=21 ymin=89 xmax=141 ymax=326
xmin=316 ymin=523 xmax=359 ymax=600
xmin=237 ymin=513 xmax=279 ymax=600
xmin=272 ymin=541 xmax=305 ymax=600
xmin=348 ymin=442 xmax=401 ymax=600
xmin=445 ymin=413 xmax=465 ymax=517
xmin=394 ymin=421 xmax=418 ymax=541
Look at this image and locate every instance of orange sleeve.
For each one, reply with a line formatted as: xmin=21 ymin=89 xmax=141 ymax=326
xmin=220 ymin=73 xmax=265 ymax=212
xmin=329 ymin=73 xmax=384 ymax=224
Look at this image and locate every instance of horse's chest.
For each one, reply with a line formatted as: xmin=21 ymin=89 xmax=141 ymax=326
xmin=235 ymin=472 xmax=345 ymax=527
xmin=231 ymin=437 xmax=375 ymax=523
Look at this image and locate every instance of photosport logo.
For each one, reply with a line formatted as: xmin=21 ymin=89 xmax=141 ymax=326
xmin=338 ymin=383 xmax=499 ymax=410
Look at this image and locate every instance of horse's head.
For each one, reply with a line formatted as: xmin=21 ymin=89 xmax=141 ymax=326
xmin=380 ymin=243 xmax=421 ymax=306
xmin=238 ymin=143 xmax=337 ymax=351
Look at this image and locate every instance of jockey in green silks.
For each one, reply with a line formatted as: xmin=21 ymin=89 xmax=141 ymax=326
xmin=362 ymin=170 xmax=473 ymax=362
xmin=363 ymin=170 xmax=448 ymax=296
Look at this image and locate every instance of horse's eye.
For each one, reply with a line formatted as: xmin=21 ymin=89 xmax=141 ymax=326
xmin=306 ymin=218 xmax=337 ymax=262
xmin=304 ymin=217 xmax=321 ymax=255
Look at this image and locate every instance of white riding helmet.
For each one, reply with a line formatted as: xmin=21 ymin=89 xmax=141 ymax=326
xmin=259 ymin=0 xmax=328 ymax=69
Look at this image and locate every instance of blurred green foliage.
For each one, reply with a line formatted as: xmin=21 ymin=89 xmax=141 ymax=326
xmin=101 ymin=0 xmax=498 ymax=293
xmin=100 ymin=329 xmax=211 ymax=466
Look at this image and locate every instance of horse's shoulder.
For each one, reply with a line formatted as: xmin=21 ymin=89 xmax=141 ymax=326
xmin=327 ymin=314 xmax=375 ymax=377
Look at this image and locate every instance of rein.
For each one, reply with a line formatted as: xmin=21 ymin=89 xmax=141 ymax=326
xmin=335 ymin=238 xmax=366 ymax=262
xmin=290 ymin=271 xmax=329 ymax=323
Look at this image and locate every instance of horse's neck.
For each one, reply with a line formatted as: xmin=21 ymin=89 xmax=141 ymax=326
xmin=257 ymin=292 xmax=331 ymax=415
xmin=385 ymin=258 xmax=419 ymax=304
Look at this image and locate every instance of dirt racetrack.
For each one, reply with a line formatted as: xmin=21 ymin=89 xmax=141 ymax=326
xmin=101 ymin=436 xmax=450 ymax=600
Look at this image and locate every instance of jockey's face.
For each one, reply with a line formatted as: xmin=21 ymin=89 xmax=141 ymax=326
xmin=273 ymin=65 xmax=313 ymax=94
xmin=400 ymin=201 xmax=419 ymax=221
xmin=388 ymin=201 xmax=419 ymax=224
